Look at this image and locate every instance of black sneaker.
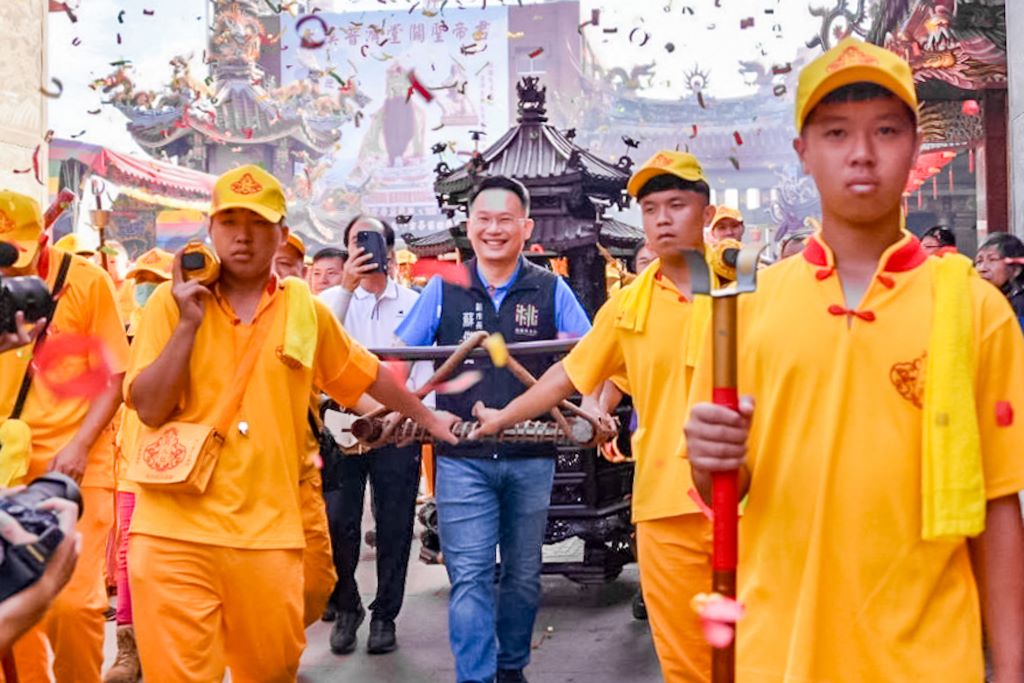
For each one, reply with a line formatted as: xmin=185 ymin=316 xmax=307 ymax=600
xmin=329 ymin=606 xmax=365 ymax=655
xmin=497 ymin=669 xmax=528 ymax=683
xmin=321 ymin=604 xmax=337 ymax=623
xmin=367 ymin=619 xmax=397 ymax=654
xmin=632 ymin=591 xmax=648 ymax=621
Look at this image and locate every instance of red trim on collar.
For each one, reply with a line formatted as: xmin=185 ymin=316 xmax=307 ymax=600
xmin=883 ymin=236 xmax=927 ymax=273
xmin=802 ymin=232 xmax=927 ymax=274
xmin=802 ymin=235 xmax=830 ymax=268
xmin=267 ymin=274 xmax=279 ymax=295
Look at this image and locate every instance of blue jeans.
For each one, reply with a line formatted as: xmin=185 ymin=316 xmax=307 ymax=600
xmin=436 ymin=455 xmax=555 ymax=683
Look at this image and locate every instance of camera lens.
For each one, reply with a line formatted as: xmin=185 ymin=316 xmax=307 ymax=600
xmin=0 ymin=276 xmax=52 ymax=333
xmin=16 ymin=473 xmax=83 ymax=519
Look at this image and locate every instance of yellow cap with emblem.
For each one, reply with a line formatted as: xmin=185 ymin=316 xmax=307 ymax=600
xmin=54 ymin=233 xmax=95 ymax=256
xmin=0 ymin=190 xmax=44 ymax=269
xmin=710 ymin=206 xmax=744 ymax=230
xmin=627 ymin=150 xmax=709 ymax=199
xmin=796 ymin=36 xmax=918 ymax=133
xmin=210 ymin=165 xmax=287 ymax=224
xmin=126 ymin=247 xmax=174 ymax=281
xmin=285 ymin=232 xmax=306 ymax=258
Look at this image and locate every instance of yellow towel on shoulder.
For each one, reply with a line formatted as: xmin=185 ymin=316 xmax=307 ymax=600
xmin=281 ymin=277 xmax=318 ymax=369
xmin=922 ymin=254 xmax=985 ymax=540
xmin=615 ymin=257 xmax=712 ymax=367
xmin=0 ymin=418 xmax=32 ymax=487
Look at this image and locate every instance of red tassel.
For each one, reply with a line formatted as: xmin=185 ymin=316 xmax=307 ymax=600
xmin=917 ymin=190 xmax=923 ymax=209
xmin=932 ymin=176 xmax=937 ymax=200
xmin=949 ymin=166 xmax=954 ymax=193
xmin=969 ymin=148 xmax=975 ymax=174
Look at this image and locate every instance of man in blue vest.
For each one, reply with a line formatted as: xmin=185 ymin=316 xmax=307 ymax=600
xmin=397 ymin=176 xmax=591 ymax=683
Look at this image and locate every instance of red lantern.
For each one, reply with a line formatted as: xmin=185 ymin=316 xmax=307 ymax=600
xmin=962 ymin=99 xmax=980 ymax=116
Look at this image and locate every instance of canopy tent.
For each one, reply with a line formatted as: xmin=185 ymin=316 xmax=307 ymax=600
xmin=49 ymin=139 xmax=215 ymax=212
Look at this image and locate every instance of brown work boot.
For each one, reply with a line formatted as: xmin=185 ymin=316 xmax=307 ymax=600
xmin=103 ymin=625 xmax=142 ymax=683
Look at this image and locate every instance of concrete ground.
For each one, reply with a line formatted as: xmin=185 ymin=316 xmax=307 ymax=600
xmin=104 ymin=539 xmax=662 ymax=682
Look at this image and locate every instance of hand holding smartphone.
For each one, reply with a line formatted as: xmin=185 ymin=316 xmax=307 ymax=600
xmin=356 ymin=231 xmax=388 ymax=274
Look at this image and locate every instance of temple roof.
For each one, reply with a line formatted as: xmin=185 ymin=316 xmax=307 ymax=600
xmin=123 ymin=76 xmax=340 ymax=156
xmin=115 ymin=0 xmax=343 ymax=162
xmin=434 ymin=77 xmax=630 ymax=200
xmin=598 ymin=216 xmax=645 ymax=250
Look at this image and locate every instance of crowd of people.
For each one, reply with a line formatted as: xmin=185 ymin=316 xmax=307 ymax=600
xmin=2 ymin=37 xmax=1024 ymax=683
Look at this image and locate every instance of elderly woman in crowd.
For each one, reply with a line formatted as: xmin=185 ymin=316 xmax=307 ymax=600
xmin=974 ymin=232 xmax=1024 ymax=327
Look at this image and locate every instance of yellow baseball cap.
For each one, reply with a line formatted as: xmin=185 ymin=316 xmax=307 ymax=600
xmin=0 ymin=190 xmax=44 ymax=269
xmin=211 ymin=165 xmax=287 ymax=224
xmin=284 ymin=232 xmax=306 ymax=257
xmin=710 ymin=206 xmax=744 ymax=230
xmin=126 ymin=247 xmax=173 ymax=280
xmin=54 ymin=233 xmax=95 ymax=256
xmin=796 ymin=36 xmax=918 ymax=133
xmin=627 ymin=150 xmax=709 ymax=199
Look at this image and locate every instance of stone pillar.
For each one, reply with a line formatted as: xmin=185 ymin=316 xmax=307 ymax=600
xmin=566 ymin=243 xmax=607 ymax=320
xmin=0 ymin=2 xmax=47 ymax=204
xmin=1008 ymin=0 xmax=1024 ymax=236
xmin=981 ymin=89 xmax=1009 ymax=233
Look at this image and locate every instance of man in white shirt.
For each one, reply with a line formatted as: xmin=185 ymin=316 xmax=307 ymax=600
xmin=318 ymin=215 xmax=432 ymax=657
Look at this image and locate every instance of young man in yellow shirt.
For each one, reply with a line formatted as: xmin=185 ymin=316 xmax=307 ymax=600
xmin=0 ymin=190 xmax=129 ymax=683
xmin=706 ymin=206 xmax=744 ymax=244
xmin=685 ymin=38 xmax=1024 ymax=681
xmin=269 ymin=230 xmax=339 ymax=629
xmin=473 ymin=152 xmax=717 ymax=682
xmin=124 ymin=165 xmax=456 ymax=682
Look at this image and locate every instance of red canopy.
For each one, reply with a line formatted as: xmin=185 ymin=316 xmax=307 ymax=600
xmin=50 ymin=139 xmax=215 ymax=207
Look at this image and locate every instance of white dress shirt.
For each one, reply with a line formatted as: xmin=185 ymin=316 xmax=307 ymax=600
xmin=320 ymin=279 xmax=434 ymax=404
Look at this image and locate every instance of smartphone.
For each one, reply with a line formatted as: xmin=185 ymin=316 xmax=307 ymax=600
xmin=356 ymin=231 xmax=388 ymax=274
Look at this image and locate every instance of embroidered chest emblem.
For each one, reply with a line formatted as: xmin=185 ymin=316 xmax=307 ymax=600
xmin=231 ymin=173 xmax=263 ymax=195
xmin=890 ymin=353 xmax=926 ymax=409
xmin=142 ymin=427 xmax=188 ymax=471
xmin=513 ymin=303 xmax=539 ymax=337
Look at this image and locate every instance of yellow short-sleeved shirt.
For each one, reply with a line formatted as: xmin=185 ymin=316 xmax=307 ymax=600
xmin=0 ymin=248 xmax=130 ymax=487
xmin=563 ymin=271 xmax=703 ymax=523
xmin=689 ymin=232 xmax=1024 ymax=682
xmin=125 ymin=278 xmax=379 ymax=549
xmin=299 ymin=392 xmax=322 ymax=483
xmin=114 ymin=405 xmax=141 ymax=493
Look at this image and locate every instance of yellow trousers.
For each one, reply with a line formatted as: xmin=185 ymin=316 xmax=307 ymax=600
xmin=300 ymin=471 xmax=336 ymax=627
xmin=636 ymin=513 xmax=713 ymax=683
xmin=129 ymin=534 xmax=305 ymax=683
xmin=10 ymin=486 xmax=113 ymax=683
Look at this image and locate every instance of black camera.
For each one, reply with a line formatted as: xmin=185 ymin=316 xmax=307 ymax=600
xmin=0 ymin=241 xmax=53 ymax=334
xmin=0 ymin=473 xmax=83 ymax=602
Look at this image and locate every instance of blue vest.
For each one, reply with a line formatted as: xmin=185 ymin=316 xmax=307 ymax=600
xmin=434 ymin=258 xmax=559 ymax=459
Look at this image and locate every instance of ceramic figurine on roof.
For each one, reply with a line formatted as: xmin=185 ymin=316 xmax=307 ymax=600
xmin=110 ymin=0 xmax=352 ymax=184
xmin=429 ymin=75 xmax=633 ymax=317
xmin=881 ymin=0 xmax=1006 ymax=91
